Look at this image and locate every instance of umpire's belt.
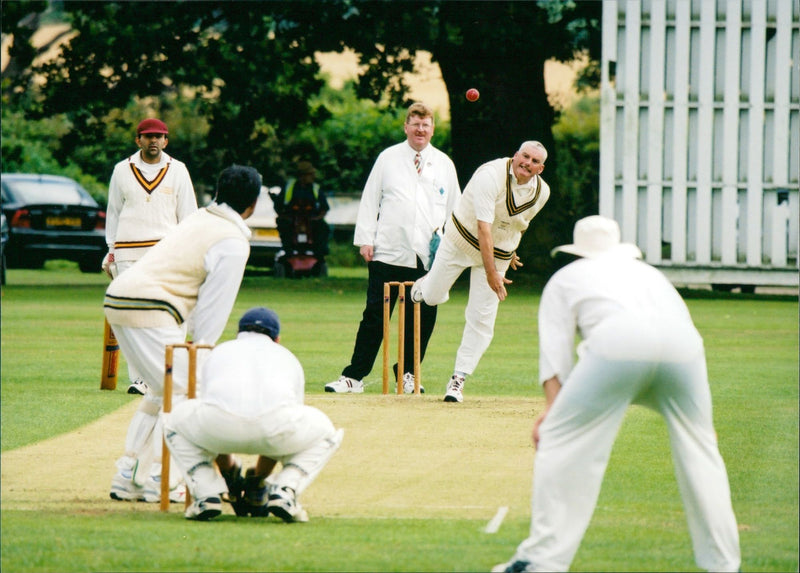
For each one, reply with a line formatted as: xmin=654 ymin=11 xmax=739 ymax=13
xmin=451 ymin=214 xmax=513 ymax=261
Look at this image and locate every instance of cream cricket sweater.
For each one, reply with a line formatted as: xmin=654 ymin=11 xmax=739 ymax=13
xmin=446 ymin=158 xmax=550 ymax=270
xmin=104 ymin=205 xmax=249 ymax=328
xmin=106 ymin=151 xmax=197 ymax=263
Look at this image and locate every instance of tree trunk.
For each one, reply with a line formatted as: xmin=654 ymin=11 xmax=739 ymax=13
xmin=433 ymin=37 xmax=565 ymax=277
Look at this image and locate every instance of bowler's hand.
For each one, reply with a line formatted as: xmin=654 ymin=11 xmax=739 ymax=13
xmin=360 ymin=245 xmax=374 ymax=262
xmin=487 ymin=269 xmax=511 ymax=301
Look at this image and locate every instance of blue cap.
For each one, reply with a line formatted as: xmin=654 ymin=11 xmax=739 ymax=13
xmin=238 ymin=307 xmax=280 ymax=340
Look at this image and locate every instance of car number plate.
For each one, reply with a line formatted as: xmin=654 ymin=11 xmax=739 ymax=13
xmin=46 ymin=216 xmax=82 ymax=228
xmin=252 ymin=228 xmax=279 ymax=238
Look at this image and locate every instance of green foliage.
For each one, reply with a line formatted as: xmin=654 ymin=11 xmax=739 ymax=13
xmin=0 ymin=108 xmax=108 ymax=201
xmin=2 ymin=0 xmax=600 ymax=272
xmin=552 ymin=95 xmax=601 ymax=220
xmin=285 ymin=80 xmax=451 ymax=193
xmin=324 ymin=238 xmax=362 ymax=267
xmin=3 ymin=1 xmax=602 ymax=195
xmin=514 ymin=94 xmax=601 ymax=276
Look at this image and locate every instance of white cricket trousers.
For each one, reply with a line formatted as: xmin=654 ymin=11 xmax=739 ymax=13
xmin=109 ymin=323 xmax=195 ymax=476
xmin=416 ymin=235 xmax=503 ymax=375
xmin=164 ymin=402 xmax=339 ymax=500
xmin=514 ymin=315 xmax=741 ymax=572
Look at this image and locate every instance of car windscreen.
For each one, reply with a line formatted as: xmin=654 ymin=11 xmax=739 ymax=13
xmin=6 ymin=180 xmax=93 ymax=205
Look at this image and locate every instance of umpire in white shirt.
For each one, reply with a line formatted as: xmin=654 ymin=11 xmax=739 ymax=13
xmin=494 ymin=216 xmax=741 ymax=573
xmin=325 ymin=102 xmax=461 ymax=394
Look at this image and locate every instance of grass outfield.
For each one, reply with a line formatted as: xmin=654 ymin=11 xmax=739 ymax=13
xmin=1 ymin=262 xmax=798 ymax=572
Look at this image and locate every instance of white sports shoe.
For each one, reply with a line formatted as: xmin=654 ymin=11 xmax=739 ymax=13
xmin=110 ymin=469 xmax=146 ymax=501
xmin=185 ymin=496 xmax=222 ymax=521
xmin=402 ymin=372 xmax=425 ymax=394
xmin=443 ymin=374 xmax=465 ymax=403
xmin=127 ymin=379 xmax=148 ymax=395
xmin=324 ymin=376 xmax=364 ymax=393
xmin=267 ymin=486 xmax=309 ymax=523
xmin=143 ymin=476 xmax=187 ymax=504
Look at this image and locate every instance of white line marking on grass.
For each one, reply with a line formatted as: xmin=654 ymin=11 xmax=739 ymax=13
xmin=484 ymin=505 xmax=509 ymax=534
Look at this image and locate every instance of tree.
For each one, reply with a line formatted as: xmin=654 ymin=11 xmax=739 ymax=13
xmin=322 ymin=1 xmax=602 ymax=268
xmin=3 ymin=0 xmax=601 ymax=273
xmin=325 ymin=1 xmax=601 ymax=177
xmin=1 ymin=0 xmax=49 ymax=91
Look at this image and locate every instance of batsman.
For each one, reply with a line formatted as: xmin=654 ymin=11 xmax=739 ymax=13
xmin=103 ymin=165 xmax=261 ymax=504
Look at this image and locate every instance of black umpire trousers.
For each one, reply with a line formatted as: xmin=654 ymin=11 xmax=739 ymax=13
xmin=342 ymin=258 xmax=437 ymax=381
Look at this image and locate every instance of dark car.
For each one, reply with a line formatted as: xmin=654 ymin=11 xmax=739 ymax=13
xmin=1 ymin=212 xmax=8 ymax=285
xmin=1 ymin=173 xmax=107 ymax=273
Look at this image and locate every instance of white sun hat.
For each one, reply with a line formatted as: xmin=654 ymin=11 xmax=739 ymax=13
xmin=551 ymin=215 xmax=642 ymax=259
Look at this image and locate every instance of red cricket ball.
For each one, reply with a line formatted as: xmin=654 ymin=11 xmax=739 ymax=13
xmin=466 ymin=88 xmax=480 ymax=102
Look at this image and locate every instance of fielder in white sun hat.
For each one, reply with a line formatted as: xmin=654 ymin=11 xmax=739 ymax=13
xmin=551 ymin=215 xmax=642 ymax=259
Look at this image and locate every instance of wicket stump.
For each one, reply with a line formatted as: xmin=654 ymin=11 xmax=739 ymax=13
xmin=161 ymin=342 xmax=214 ymax=512
xmin=382 ymin=281 xmax=421 ymax=395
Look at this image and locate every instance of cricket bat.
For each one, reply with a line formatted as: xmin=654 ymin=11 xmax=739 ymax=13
xmin=100 ymin=319 xmax=119 ymax=390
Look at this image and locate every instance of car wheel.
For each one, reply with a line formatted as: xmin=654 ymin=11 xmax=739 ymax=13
xmin=273 ymin=261 xmax=286 ymax=278
xmin=78 ymin=256 xmax=102 ymax=273
xmin=17 ymin=256 xmax=44 ymax=269
xmin=314 ymin=261 xmax=328 ymax=277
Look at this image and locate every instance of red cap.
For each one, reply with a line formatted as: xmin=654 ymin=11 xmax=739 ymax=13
xmin=136 ymin=118 xmax=169 ymax=135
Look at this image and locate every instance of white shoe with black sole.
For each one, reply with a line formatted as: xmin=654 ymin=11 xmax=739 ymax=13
xmin=402 ymin=372 xmax=425 ymax=394
xmin=127 ymin=379 xmax=148 ymax=395
xmin=267 ymin=486 xmax=309 ymax=523
xmin=443 ymin=374 xmax=465 ymax=403
xmin=324 ymin=376 xmax=364 ymax=393
xmin=185 ymin=496 xmax=222 ymax=521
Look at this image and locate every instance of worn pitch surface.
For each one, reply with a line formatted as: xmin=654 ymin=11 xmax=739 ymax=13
xmin=1 ymin=395 xmax=540 ymax=521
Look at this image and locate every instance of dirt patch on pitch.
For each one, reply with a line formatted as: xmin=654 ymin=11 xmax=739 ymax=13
xmin=1 ymin=395 xmax=541 ymax=521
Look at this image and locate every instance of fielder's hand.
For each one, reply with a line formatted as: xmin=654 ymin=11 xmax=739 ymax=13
xmin=532 ymin=409 xmax=548 ymax=448
xmin=510 ymin=253 xmax=523 ymax=270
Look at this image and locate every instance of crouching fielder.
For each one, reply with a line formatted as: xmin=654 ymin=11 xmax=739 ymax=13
xmin=164 ymin=307 xmax=344 ymax=521
xmin=494 ymin=216 xmax=740 ymax=573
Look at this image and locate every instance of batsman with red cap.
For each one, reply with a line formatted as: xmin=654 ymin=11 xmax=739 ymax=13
xmin=102 ymin=118 xmax=198 ymax=396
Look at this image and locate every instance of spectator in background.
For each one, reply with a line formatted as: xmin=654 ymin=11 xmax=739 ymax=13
xmin=272 ymin=160 xmax=330 ymax=261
